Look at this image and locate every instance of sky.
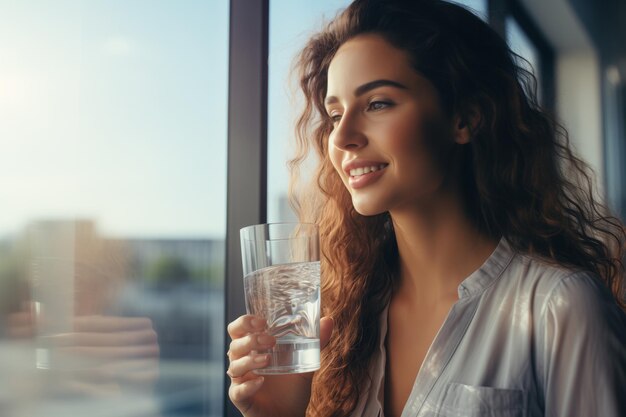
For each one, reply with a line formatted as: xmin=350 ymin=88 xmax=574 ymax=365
xmin=1 ymin=0 xmax=537 ymax=241
xmin=0 ymin=0 xmax=229 ymax=239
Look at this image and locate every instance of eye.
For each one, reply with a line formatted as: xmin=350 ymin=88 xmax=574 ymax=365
xmin=367 ymin=100 xmax=393 ymax=111
xmin=329 ymin=113 xmax=342 ymax=125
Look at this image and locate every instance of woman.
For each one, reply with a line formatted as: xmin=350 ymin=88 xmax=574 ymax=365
xmin=227 ymin=0 xmax=626 ymax=416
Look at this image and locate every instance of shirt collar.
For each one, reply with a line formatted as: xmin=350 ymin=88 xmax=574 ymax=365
xmin=457 ymin=237 xmax=516 ymax=299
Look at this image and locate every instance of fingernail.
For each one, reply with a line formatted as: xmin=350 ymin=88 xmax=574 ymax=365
xmin=257 ymin=334 xmax=273 ymax=345
xmin=251 ymin=318 xmax=265 ymax=328
xmin=254 ymin=354 xmax=268 ymax=363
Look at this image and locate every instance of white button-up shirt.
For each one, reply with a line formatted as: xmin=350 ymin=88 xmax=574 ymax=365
xmin=351 ymin=238 xmax=626 ymax=416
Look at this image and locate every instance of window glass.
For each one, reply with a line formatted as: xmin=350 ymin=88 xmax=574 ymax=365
xmin=0 ymin=1 xmax=228 ymax=416
xmin=267 ymin=0 xmax=353 ymax=223
xmin=506 ymin=16 xmax=543 ymax=104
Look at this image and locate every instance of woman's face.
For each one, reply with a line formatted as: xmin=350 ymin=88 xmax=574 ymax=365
xmin=325 ymin=34 xmax=463 ymax=216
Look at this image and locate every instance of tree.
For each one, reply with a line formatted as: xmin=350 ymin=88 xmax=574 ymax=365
xmin=146 ymin=256 xmax=191 ymax=286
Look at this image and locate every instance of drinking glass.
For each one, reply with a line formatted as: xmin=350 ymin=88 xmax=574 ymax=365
xmin=240 ymin=223 xmax=320 ymax=374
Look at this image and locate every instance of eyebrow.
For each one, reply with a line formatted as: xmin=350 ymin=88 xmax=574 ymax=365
xmin=324 ymin=79 xmax=409 ymax=106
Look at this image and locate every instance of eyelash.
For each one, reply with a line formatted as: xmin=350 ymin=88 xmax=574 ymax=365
xmin=328 ymin=100 xmax=394 ymax=124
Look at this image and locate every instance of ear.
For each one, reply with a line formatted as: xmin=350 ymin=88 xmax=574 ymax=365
xmin=453 ymin=106 xmax=481 ymax=145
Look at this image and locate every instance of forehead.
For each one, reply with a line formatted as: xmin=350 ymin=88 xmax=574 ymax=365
xmin=327 ymin=34 xmax=416 ymax=93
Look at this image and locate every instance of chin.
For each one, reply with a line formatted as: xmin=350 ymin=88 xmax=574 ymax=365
xmin=351 ymin=197 xmax=388 ymax=217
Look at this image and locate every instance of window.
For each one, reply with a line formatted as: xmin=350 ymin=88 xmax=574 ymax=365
xmin=506 ymin=16 xmax=543 ymax=103
xmin=3 ymin=1 xmax=620 ymax=416
xmin=0 ymin=1 xmax=228 ymax=415
xmin=267 ymin=0 xmax=353 ymax=223
xmin=502 ymin=0 xmax=555 ymax=110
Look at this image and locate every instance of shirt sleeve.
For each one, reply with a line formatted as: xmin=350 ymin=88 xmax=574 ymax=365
xmin=537 ymin=271 xmax=626 ymax=417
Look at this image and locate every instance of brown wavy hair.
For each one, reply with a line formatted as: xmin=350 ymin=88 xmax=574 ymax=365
xmin=287 ymin=0 xmax=626 ymax=415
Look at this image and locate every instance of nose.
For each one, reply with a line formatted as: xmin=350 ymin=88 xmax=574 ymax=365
xmin=330 ymin=111 xmax=367 ymax=151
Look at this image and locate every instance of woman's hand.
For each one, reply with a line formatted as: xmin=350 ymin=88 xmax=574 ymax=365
xmin=4 ymin=302 xmax=159 ymax=393
xmin=227 ymin=314 xmax=333 ymax=417
xmin=40 ymin=315 xmax=159 ymax=397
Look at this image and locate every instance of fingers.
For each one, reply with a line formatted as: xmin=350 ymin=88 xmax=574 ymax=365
xmin=227 ymin=315 xmax=274 ymax=369
xmin=45 ymin=328 xmax=158 ymax=347
xmin=229 ymin=376 xmax=264 ymax=407
xmin=226 ymin=314 xmax=274 ymax=404
xmin=320 ymin=316 xmax=334 ymax=350
xmin=227 ymin=353 xmax=270 ymax=379
xmin=55 ymin=343 xmax=160 ymax=360
xmin=59 ymin=379 xmax=123 ymax=398
xmin=73 ymin=316 xmax=153 ymax=333
xmin=104 ymin=358 xmax=159 ymax=383
xmin=227 ymin=315 xmax=266 ymax=339
xmin=68 ymin=358 xmax=159 ymax=385
xmin=228 ymin=332 xmax=276 ymax=360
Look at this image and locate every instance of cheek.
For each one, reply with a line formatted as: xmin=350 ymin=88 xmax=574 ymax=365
xmin=328 ymin=146 xmax=346 ymax=182
xmin=390 ymin=110 xmax=451 ymax=166
xmin=327 ymin=139 xmax=338 ymax=169
xmin=382 ymin=117 xmax=427 ymax=157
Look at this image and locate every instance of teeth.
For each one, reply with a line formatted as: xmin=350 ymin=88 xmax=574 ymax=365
xmin=349 ymin=164 xmax=387 ymax=177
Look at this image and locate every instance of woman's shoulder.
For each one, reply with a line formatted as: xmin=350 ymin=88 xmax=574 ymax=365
xmin=511 ymin=256 xmax=626 ymax=417
xmin=507 ymin=250 xmax=625 ymax=323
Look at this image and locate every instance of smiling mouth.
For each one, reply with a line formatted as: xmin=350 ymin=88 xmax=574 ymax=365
xmin=349 ymin=164 xmax=388 ymax=177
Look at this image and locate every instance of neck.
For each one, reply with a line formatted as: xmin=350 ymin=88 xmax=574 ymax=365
xmin=390 ymin=191 xmax=499 ymax=305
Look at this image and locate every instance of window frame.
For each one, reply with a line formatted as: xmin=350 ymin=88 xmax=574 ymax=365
xmin=603 ymin=73 xmax=626 ymax=220
xmin=224 ymin=0 xmax=269 ymax=416
xmin=488 ymin=0 xmax=555 ymax=111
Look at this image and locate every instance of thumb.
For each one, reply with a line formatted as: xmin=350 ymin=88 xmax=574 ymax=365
xmin=319 ymin=316 xmax=334 ymax=350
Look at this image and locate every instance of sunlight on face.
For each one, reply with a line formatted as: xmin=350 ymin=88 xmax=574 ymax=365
xmin=325 ymin=34 xmax=457 ymax=216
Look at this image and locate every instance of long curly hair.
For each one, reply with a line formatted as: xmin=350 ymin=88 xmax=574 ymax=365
xmin=288 ymin=0 xmax=626 ymax=415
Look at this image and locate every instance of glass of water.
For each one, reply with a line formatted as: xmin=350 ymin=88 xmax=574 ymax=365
xmin=240 ymin=223 xmax=320 ymax=374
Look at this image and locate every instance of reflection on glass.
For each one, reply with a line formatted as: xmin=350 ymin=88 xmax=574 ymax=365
xmin=0 ymin=1 xmax=227 ymax=416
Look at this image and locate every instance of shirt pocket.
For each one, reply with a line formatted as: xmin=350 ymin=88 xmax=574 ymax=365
xmin=437 ymin=383 xmax=526 ymax=417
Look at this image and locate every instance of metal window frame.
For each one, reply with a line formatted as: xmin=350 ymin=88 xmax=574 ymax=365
xmin=603 ymin=74 xmax=626 ymax=220
xmin=224 ymin=0 xmax=269 ymax=416
xmin=488 ymin=0 xmax=556 ymax=111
